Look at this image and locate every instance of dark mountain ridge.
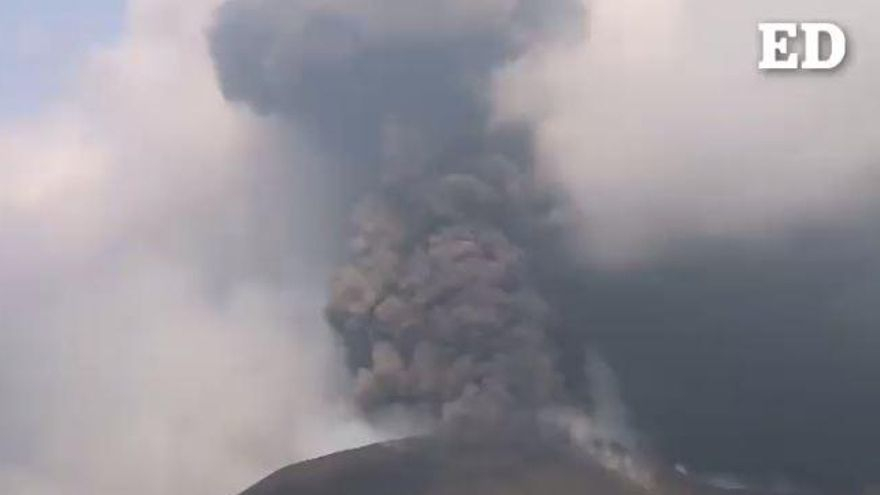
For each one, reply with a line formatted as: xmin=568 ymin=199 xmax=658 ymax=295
xmin=240 ymin=437 xmax=785 ymax=495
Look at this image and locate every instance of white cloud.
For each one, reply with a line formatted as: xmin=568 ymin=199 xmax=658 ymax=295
xmin=494 ymin=0 xmax=880 ymax=263
xmin=0 ymin=1 xmax=381 ymax=493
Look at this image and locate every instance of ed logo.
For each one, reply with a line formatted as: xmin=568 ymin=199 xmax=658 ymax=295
xmin=758 ymin=22 xmax=847 ymax=70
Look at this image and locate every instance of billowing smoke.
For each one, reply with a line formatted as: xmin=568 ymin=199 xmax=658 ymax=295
xmin=209 ymin=0 xmax=583 ymax=234
xmin=327 ymin=168 xmax=566 ymax=424
xmin=208 ymin=0 xmax=880 ymax=493
xmin=209 ymin=0 xmax=641 ymax=468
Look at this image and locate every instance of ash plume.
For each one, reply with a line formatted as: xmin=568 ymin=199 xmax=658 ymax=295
xmin=327 ymin=167 xmax=565 ymax=425
xmin=209 ymin=0 xmax=582 ymax=218
xmin=209 ymin=0 xmax=642 ymax=469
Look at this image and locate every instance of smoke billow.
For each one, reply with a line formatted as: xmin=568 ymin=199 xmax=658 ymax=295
xmin=328 ymin=169 xmax=564 ymax=423
xmin=210 ymin=0 xmax=582 ymax=219
xmin=210 ymin=0 xmax=646 ymax=474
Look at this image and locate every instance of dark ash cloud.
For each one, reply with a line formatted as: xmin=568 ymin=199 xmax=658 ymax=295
xmin=210 ymin=0 xmax=582 ymax=192
xmin=209 ymin=0 xmax=643 ymax=474
xmin=575 ymin=219 xmax=880 ymax=490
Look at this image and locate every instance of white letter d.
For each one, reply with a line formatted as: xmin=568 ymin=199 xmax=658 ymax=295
xmin=801 ymin=23 xmax=847 ymax=70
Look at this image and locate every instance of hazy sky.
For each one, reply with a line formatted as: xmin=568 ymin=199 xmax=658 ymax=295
xmin=0 ymin=1 xmax=123 ymax=116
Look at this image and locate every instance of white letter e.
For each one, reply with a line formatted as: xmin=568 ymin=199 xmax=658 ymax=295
xmin=759 ymin=23 xmax=798 ymax=70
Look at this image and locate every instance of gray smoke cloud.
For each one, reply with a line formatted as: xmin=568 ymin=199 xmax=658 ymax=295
xmin=326 ymin=169 xmax=566 ymax=425
xmin=210 ymin=0 xmax=582 ymax=214
xmin=210 ymin=0 xmax=880 ymax=492
xmin=209 ymin=0 xmax=643 ymax=468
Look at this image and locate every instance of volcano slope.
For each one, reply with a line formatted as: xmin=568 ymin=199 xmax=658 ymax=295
xmin=239 ymin=437 xmax=775 ymax=495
